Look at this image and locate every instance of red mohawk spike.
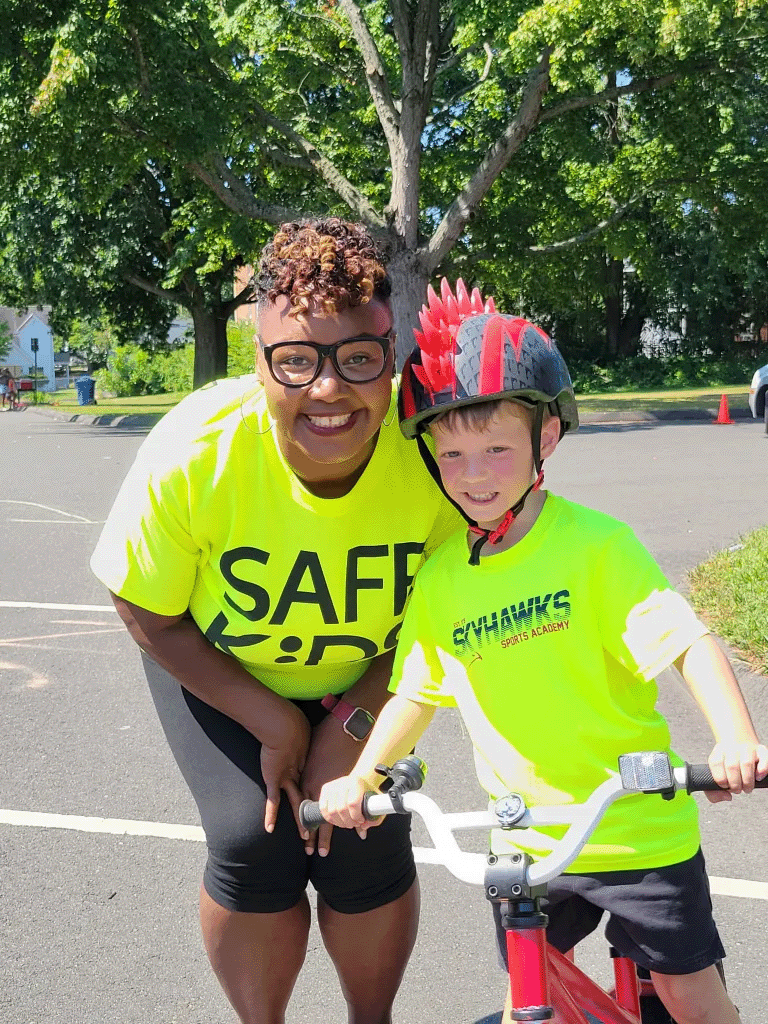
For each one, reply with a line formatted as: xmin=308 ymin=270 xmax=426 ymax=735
xmin=439 ymin=278 xmax=461 ymax=324
xmin=470 ymin=287 xmax=485 ymax=313
xmin=456 ymin=278 xmax=471 ymax=309
xmin=412 ymin=277 xmax=498 ymax=395
xmin=426 ymin=284 xmax=444 ymax=320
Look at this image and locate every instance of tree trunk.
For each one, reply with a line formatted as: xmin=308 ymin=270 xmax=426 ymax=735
xmin=604 ymin=256 xmax=624 ymax=359
xmin=191 ymin=301 xmax=229 ymax=388
xmin=387 ymin=249 xmax=431 ymax=369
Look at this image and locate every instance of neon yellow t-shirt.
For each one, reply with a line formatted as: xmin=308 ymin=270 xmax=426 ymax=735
xmin=391 ymin=494 xmax=707 ymax=872
xmin=90 ymin=376 xmax=461 ymax=699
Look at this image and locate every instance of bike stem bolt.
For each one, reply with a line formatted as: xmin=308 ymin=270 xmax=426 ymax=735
xmin=488 ymin=885 xmax=499 ymax=897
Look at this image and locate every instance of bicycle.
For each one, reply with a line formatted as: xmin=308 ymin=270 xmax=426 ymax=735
xmin=301 ymin=751 xmax=767 ymax=1023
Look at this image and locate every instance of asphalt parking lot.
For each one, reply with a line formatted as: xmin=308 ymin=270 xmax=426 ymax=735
xmin=1 ymin=406 xmax=766 ymax=1023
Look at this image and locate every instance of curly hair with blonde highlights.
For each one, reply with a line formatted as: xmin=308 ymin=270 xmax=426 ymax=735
xmin=254 ymin=218 xmax=391 ymax=317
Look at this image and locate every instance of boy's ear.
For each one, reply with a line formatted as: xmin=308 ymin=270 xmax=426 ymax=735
xmin=539 ymin=413 xmax=561 ymax=460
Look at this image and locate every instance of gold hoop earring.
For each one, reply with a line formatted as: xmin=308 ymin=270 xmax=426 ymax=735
xmin=250 ymin=414 xmax=275 ymax=436
xmin=382 ymin=400 xmax=397 ymax=428
xmin=241 ymin=389 xmax=275 ymax=435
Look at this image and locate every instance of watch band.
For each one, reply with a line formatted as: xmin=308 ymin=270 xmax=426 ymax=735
xmin=321 ymin=693 xmax=356 ymax=721
xmin=321 ymin=693 xmax=375 ymax=740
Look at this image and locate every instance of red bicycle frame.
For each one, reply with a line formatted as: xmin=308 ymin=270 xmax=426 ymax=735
xmin=503 ymin=914 xmax=642 ymax=1023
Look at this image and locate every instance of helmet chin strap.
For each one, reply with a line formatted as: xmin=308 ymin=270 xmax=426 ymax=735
xmin=467 ymin=468 xmax=544 ymax=565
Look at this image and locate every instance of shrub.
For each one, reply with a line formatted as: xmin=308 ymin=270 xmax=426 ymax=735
xmin=158 ymin=345 xmax=193 ymax=393
xmin=228 ymin=321 xmax=258 ymax=378
xmin=570 ymin=349 xmax=762 ymax=394
xmin=95 ymin=343 xmax=193 ymax=396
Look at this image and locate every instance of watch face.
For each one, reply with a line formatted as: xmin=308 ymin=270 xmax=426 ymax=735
xmin=344 ymin=707 xmax=375 ymax=741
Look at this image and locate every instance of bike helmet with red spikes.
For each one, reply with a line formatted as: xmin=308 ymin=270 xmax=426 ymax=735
xmin=399 ymin=278 xmax=578 ymax=564
xmin=400 ymin=277 xmax=577 ymax=441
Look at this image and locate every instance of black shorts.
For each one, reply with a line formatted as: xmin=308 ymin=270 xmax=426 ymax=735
xmin=143 ymin=654 xmax=416 ymax=914
xmin=493 ymin=848 xmax=725 ymax=976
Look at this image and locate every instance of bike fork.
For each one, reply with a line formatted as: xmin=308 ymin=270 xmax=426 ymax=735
xmin=504 ymin=908 xmax=554 ymax=1021
xmin=486 ymin=851 xmax=554 ymax=1021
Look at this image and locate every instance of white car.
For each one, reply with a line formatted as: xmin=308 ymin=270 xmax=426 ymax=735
xmin=749 ymin=364 xmax=768 ymax=432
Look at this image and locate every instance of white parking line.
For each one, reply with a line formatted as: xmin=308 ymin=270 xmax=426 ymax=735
xmin=3 ymin=600 xmax=767 ymax=904
xmin=707 ymin=876 xmax=768 ymax=900
xmin=0 ymin=601 xmax=116 ymax=612
xmin=0 ymin=808 xmax=766 ymax=900
xmin=0 ymin=628 xmax=124 ymax=645
xmin=0 ymin=809 xmax=205 ymax=842
xmin=0 ymin=499 xmax=99 ymax=523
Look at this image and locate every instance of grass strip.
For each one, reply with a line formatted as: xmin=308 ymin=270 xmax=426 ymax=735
xmin=688 ymin=527 xmax=768 ymax=674
xmin=577 ymin=384 xmax=749 ymax=412
xmin=41 ymin=390 xmax=186 ymax=417
xmin=37 ymin=382 xmax=753 ymax=419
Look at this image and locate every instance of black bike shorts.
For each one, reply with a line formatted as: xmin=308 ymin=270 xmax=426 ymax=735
xmin=142 ymin=654 xmax=416 ymax=914
xmin=493 ymin=848 xmax=725 ymax=975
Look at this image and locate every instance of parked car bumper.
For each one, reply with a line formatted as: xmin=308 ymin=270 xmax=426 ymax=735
xmin=749 ymin=364 xmax=768 ymax=419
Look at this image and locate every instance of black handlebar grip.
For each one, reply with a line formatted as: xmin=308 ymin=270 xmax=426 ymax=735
xmin=686 ymin=763 xmax=720 ymax=792
xmin=687 ymin=762 xmax=768 ymax=793
xmin=299 ymin=795 xmax=383 ymax=832
xmin=299 ymin=800 xmax=326 ymax=831
xmin=361 ymin=792 xmax=380 ymax=820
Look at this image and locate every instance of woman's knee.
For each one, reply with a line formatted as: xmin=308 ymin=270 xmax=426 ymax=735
xmin=204 ymin=823 xmax=308 ymax=914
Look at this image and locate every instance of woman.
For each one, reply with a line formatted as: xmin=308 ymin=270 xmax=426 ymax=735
xmin=91 ymin=218 xmax=459 ymax=1024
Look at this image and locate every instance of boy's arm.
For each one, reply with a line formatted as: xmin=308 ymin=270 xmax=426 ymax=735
xmin=318 ymin=694 xmax=436 ymax=836
xmin=675 ymin=633 xmax=768 ymax=802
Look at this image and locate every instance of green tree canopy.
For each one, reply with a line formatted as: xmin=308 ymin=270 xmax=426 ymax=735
xmin=1 ymin=0 xmax=765 ymax=379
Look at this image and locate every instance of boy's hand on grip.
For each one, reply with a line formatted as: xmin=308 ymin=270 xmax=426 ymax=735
xmin=318 ymin=775 xmax=380 ymax=838
xmin=707 ymin=740 xmax=768 ymax=802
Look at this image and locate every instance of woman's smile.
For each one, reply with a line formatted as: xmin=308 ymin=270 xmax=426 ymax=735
xmin=303 ymin=409 xmax=360 ymax=433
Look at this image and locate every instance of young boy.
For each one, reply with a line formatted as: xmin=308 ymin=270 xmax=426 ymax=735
xmin=319 ymin=279 xmax=767 ymax=1024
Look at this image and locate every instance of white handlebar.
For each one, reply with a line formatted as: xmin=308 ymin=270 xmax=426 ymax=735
xmin=362 ymin=766 xmax=689 ymax=886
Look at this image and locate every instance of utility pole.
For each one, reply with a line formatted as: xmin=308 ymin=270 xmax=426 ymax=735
xmin=30 ymin=337 xmax=39 ymax=399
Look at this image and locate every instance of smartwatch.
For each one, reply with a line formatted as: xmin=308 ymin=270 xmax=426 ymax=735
xmin=321 ymin=694 xmax=375 ymax=741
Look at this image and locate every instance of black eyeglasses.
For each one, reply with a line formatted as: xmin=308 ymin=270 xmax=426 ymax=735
xmin=261 ymin=331 xmax=393 ymax=388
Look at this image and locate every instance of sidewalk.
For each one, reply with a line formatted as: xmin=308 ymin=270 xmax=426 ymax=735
xmin=19 ymin=401 xmax=755 ymax=429
xmin=577 ymin=405 xmax=753 ymax=424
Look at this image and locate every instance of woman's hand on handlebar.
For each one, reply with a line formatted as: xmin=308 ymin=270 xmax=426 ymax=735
xmin=319 ymin=774 xmax=380 ymax=836
xmin=260 ymin=703 xmax=312 ymax=836
xmin=706 ymin=740 xmax=768 ymax=802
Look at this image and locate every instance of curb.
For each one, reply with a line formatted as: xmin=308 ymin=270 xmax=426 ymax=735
xmin=24 ymin=406 xmax=163 ymax=428
xmin=24 ymin=404 xmax=755 ymax=429
xmin=577 ymin=406 xmax=753 ymax=424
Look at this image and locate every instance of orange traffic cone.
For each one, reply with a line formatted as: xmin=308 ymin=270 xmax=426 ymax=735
xmin=714 ymin=394 xmax=734 ymax=424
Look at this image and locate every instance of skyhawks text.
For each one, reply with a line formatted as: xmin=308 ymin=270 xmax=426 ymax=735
xmin=453 ymin=590 xmax=572 ymax=655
